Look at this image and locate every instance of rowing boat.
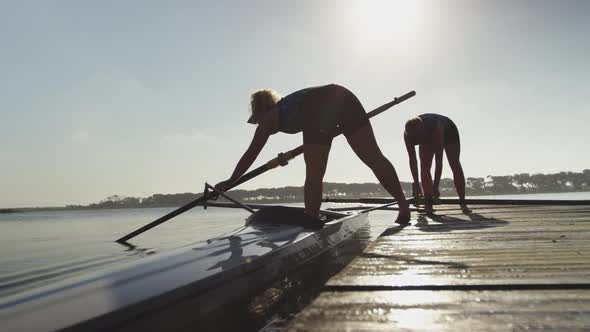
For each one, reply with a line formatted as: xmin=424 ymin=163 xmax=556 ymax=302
xmin=0 ymin=204 xmax=373 ymax=331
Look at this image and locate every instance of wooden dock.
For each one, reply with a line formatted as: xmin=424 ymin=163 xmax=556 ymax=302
xmin=285 ymin=203 xmax=590 ymax=331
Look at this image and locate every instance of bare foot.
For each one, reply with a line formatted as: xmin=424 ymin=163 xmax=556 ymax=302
xmin=395 ymin=210 xmax=411 ymax=225
xmin=461 ymin=204 xmax=472 ymax=214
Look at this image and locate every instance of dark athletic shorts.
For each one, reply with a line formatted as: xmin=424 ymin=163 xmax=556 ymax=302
xmin=300 ymin=85 xmax=369 ymax=145
xmin=444 ymin=120 xmax=460 ymax=145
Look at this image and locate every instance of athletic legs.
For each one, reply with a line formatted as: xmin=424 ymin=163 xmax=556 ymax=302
xmin=346 ymin=124 xmax=410 ymax=224
xmin=303 ymin=143 xmax=331 ymax=217
xmin=444 ymin=143 xmax=471 ymax=213
xmin=419 ymin=144 xmax=435 ymax=213
xmin=419 ymin=145 xmax=435 ymax=195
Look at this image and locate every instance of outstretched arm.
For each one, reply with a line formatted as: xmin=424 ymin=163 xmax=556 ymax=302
xmin=405 ymin=134 xmax=421 ymax=197
xmin=216 ymin=125 xmax=270 ymax=191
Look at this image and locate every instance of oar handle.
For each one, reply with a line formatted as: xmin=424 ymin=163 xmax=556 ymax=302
xmin=265 ymin=148 xmax=302 ymax=169
xmin=367 ymin=91 xmax=416 ymax=118
xmin=229 ymin=146 xmax=303 ymax=189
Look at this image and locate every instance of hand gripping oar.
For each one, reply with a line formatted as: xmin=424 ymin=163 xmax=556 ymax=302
xmin=115 ymin=90 xmax=416 ymax=243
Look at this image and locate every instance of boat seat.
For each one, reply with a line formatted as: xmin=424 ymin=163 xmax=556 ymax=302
xmin=246 ymin=206 xmax=325 ymax=229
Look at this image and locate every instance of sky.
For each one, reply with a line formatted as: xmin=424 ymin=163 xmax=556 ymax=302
xmin=1 ymin=0 xmax=589 ymax=207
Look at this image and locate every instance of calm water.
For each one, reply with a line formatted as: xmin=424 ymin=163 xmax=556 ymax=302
xmin=1 ymin=192 xmax=589 ymax=299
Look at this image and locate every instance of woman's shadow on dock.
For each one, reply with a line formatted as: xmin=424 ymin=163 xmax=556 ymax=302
xmin=414 ymin=211 xmax=509 ymax=233
xmin=381 ymin=210 xmax=509 ymax=236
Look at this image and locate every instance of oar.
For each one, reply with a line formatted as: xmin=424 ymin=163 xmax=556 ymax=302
xmin=115 ymin=90 xmax=416 ymax=243
xmin=328 ymin=206 xmax=425 ymax=212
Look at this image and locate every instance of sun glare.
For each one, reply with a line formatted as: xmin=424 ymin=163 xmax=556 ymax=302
xmin=347 ymin=0 xmax=422 ymax=49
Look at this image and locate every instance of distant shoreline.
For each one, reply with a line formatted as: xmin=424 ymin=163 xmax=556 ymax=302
xmin=2 ymin=189 xmax=589 ymax=214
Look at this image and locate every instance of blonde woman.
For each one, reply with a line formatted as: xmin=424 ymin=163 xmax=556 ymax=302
xmin=216 ymin=84 xmax=410 ymax=225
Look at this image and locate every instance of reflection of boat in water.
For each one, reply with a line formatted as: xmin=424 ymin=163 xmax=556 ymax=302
xmin=0 ymin=204 xmax=377 ymax=331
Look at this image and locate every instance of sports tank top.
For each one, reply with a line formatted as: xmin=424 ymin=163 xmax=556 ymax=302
xmin=275 ymin=86 xmax=321 ymax=134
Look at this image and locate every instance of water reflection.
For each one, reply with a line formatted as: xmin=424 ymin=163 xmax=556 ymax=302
xmin=121 ymin=243 xmax=157 ymax=257
xmin=206 ymin=236 xmax=259 ymax=271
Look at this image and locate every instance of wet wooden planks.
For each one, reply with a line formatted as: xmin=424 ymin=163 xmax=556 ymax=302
xmin=286 ymin=204 xmax=590 ymax=331
xmin=286 ymin=290 xmax=590 ymax=331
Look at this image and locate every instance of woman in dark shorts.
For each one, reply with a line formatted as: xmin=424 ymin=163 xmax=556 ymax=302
xmin=404 ymin=113 xmax=470 ymax=214
xmin=215 ymin=84 xmax=410 ymax=224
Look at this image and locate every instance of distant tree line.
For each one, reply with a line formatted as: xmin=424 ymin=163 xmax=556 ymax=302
xmin=59 ymin=170 xmax=590 ymax=210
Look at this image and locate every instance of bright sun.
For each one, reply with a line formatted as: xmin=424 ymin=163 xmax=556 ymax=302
xmin=347 ymin=0 xmax=422 ymax=48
